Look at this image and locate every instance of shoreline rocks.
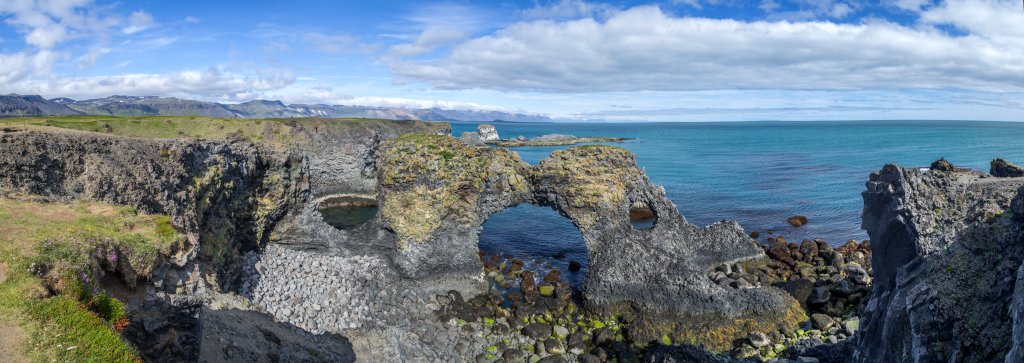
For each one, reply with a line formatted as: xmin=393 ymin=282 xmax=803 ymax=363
xmin=992 ymin=158 xmax=1024 ymax=178
xmin=708 ymin=237 xmax=872 ymax=360
xmin=786 ymin=215 xmax=809 ymax=227
xmin=855 ymin=161 xmax=1024 ymax=362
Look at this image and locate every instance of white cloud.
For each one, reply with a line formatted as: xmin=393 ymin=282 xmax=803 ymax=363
xmin=0 ymin=0 xmax=121 ymax=49
xmin=184 ymin=16 xmax=200 ymax=24
xmin=387 ymin=26 xmax=465 ymax=57
xmin=0 ymin=50 xmax=61 ymax=84
xmin=390 ymin=4 xmax=1024 ymax=93
xmin=828 ymin=2 xmax=854 ymax=17
xmin=6 ymin=67 xmax=296 ymax=101
xmin=122 ymin=10 xmax=154 ymax=34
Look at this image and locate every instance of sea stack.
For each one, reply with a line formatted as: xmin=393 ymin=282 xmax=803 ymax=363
xmin=478 ymin=124 xmax=500 ymax=142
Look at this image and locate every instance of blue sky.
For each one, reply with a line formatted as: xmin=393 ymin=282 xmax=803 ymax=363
xmin=1 ymin=0 xmax=1023 ymax=121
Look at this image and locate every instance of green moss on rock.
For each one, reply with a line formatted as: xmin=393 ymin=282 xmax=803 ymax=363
xmin=377 ymin=133 xmax=529 ymax=248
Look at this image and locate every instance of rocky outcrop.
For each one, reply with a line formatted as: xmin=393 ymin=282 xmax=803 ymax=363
xmin=459 ymin=131 xmax=486 ymax=146
xmin=992 ymin=158 xmax=1024 ymax=178
xmin=0 ymin=121 xmax=807 ymax=361
xmin=478 ymin=123 xmax=500 ymax=142
xmin=929 ymin=157 xmax=955 ymax=171
xmin=857 ymin=163 xmax=1024 ymax=362
xmin=374 ymin=136 xmax=800 ymax=349
xmin=0 ymin=120 xmax=447 ymax=361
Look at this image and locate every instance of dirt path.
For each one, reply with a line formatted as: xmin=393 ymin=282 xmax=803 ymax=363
xmin=0 ymin=320 xmax=27 ymax=363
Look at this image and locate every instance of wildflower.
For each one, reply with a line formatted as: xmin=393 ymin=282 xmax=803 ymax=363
xmin=108 ymin=250 xmax=119 ymax=263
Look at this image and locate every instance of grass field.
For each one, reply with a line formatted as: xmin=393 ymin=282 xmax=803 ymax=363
xmin=0 ymin=195 xmax=183 ymax=362
xmin=0 ymin=116 xmax=449 ymax=149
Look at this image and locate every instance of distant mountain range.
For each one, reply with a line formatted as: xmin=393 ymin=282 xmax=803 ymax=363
xmin=0 ymin=94 xmax=552 ymax=122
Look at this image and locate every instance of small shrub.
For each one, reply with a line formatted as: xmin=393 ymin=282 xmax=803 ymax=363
xmin=89 ymin=293 xmax=127 ymax=323
xmin=154 ymin=216 xmax=176 ymax=238
xmin=439 ymin=150 xmax=455 ymax=160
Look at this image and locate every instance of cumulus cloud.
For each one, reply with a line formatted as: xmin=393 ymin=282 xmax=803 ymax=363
xmin=6 ymin=67 xmax=296 ymax=101
xmin=390 ymin=3 xmax=1024 ymax=93
xmin=0 ymin=50 xmax=61 ymax=84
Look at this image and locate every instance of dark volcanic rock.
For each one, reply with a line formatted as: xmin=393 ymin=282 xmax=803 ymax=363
xmin=787 ymin=215 xmax=809 ymax=227
xmin=858 ymin=163 xmax=1024 ymax=362
xmin=644 ymin=343 xmax=757 ymax=362
xmin=991 ymin=158 xmax=1024 ymax=178
xmin=929 ymin=157 xmax=955 ymax=172
xmin=377 ymin=138 xmax=798 ymax=349
xmin=522 ymin=323 xmax=552 ymax=339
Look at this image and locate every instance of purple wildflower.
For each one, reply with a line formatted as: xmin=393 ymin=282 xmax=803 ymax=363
xmin=108 ymin=250 xmax=119 ymax=263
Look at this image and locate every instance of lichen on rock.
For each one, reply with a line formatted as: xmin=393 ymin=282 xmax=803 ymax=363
xmin=377 ymin=133 xmax=531 ymax=251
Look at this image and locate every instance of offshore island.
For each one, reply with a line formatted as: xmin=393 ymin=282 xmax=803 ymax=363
xmin=0 ymin=114 xmax=1023 ymax=363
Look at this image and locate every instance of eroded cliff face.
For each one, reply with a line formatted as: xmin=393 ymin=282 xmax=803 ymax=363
xmin=858 ymin=164 xmax=1024 ymax=363
xmin=0 ymin=120 xmax=447 ymax=361
xmin=1 ymin=122 xmax=805 ymax=361
xmin=373 ymin=135 xmax=800 ymax=349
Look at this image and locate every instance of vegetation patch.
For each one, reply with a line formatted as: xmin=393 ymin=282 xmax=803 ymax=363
xmin=0 ymin=116 xmax=448 ymax=150
xmin=0 ymin=195 xmax=184 ymax=362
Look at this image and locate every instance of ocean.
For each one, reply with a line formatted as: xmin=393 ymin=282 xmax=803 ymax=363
xmin=452 ymin=120 xmax=1024 ymax=288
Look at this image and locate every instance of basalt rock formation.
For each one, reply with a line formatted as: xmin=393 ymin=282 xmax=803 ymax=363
xmin=0 ymin=119 xmax=802 ymax=361
xmin=857 ymin=162 xmax=1024 ymax=362
xmin=993 ymin=158 xmax=1024 ymax=178
xmin=375 ymin=135 xmax=801 ymax=348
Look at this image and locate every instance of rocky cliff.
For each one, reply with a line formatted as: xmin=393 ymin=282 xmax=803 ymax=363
xmin=0 ymin=119 xmax=447 ymax=361
xmin=373 ymin=135 xmax=801 ymax=350
xmin=857 ymin=163 xmax=1024 ymax=362
xmin=1 ymin=117 xmax=811 ymax=362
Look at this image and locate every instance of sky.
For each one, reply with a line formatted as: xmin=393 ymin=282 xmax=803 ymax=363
xmin=1 ymin=0 xmax=1023 ymax=122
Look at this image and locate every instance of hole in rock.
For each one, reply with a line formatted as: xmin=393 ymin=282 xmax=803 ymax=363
xmin=319 ymin=195 xmax=378 ymax=230
xmin=629 ymin=201 xmax=657 ymax=230
xmin=478 ymin=204 xmax=589 ymax=291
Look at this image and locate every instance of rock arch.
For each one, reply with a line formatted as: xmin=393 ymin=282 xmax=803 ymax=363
xmin=373 ymin=134 xmax=800 ymax=341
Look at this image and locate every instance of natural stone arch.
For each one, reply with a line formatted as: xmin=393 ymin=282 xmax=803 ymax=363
xmin=374 ymin=134 xmax=803 ymax=347
xmin=476 ymin=203 xmax=590 ymax=288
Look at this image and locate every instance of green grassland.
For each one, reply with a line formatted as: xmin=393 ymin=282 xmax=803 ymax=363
xmin=0 ymin=195 xmax=184 ymax=362
xmin=0 ymin=115 xmax=449 ymax=148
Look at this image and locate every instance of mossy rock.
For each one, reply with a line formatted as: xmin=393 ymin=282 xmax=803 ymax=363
xmin=377 ymin=133 xmax=530 ymax=248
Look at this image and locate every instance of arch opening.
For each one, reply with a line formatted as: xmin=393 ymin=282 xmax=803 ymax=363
xmin=319 ymin=195 xmax=378 ymax=230
xmin=630 ymin=200 xmax=657 ymax=230
xmin=478 ymin=204 xmax=589 ymax=292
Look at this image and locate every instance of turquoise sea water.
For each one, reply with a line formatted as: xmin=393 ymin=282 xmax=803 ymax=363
xmin=456 ymin=120 xmax=1024 ymax=287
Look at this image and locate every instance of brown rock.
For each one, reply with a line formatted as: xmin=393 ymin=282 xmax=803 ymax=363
xmin=520 ymin=271 xmax=537 ymax=292
xmin=930 ymin=157 xmax=955 ymax=172
xmin=799 ymin=240 xmax=819 ymax=261
xmin=786 ymin=215 xmax=809 ymax=227
xmin=750 ymin=231 xmax=760 ymax=239
xmin=836 ymin=240 xmax=859 ymax=255
xmin=991 ymin=158 xmax=1024 ymax=177
xmin=768 ymin=241 xmax=794 ymax=266
xmin=509 ymin=259 xmax=524 ymax=273
xmin=543 ymin=270 xmax=561 ymax=283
